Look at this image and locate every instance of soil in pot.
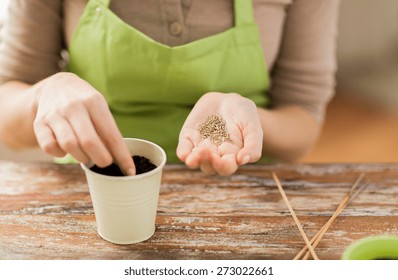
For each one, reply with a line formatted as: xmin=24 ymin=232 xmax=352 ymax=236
xmin=90 ymin=156 xmax=157 ymax=176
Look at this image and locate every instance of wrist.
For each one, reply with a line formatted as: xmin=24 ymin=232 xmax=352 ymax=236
xmin=257 ymin=106 xmax=321 ymax=161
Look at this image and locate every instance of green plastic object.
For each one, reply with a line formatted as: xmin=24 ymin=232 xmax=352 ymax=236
xmin=342 ymin=235 xmax=398 ymax=260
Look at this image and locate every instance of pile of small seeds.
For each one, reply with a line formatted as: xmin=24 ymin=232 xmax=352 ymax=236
xmin=198 ymin=114 xmax=232 ymax=146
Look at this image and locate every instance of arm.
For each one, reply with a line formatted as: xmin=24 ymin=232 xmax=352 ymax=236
xmin=177 ymin=0 xmax=339 ymax=175
xmin=0 ymin=74 xmax=136 ymax=176
xmin=177 ymin=92 xmax=319 ymax=176
xmin=260 ymin=0 xmax=341 ymax=160
xmin=0 ymin=81 xmax=36 ymax=149
xmin=258 ymin=106 xmax=320 ymax=161
xmin=0 ymin=0 xmax=62 ymax=148
xmin=0 ymin=1 xmax=135 ymax=175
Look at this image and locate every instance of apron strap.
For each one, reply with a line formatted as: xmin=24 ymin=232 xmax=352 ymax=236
xmin=96 ymin=0 xmax=111 ymax=7
xmin=234 ymin=0 xmax=255 ymax=27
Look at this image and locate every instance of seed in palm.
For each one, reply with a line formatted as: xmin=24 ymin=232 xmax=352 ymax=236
xmin=198 ymin=114 xmax=232 ymax=146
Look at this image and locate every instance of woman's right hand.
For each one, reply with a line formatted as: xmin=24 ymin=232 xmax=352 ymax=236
xmin=33 ymin=72 xmax=136 ymax=175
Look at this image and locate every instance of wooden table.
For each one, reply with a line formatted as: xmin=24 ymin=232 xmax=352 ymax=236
xmin=1 ymin=161 xmax=397 ymax=260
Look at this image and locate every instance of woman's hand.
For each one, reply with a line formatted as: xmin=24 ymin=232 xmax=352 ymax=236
xmin=33 ymin=72 xmax=135 ymax=175
xmin=177 ymin=92 xmax=263 ymax=176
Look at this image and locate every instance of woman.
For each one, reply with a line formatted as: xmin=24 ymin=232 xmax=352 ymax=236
xmin=0 ymin=0 xmax=339 ymax=176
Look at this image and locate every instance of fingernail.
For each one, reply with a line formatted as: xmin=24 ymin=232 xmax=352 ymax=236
xmin=241 ymin=155 xmax=251 ymax=165
xmin=126 ymin=168 xmax=136 ymax=176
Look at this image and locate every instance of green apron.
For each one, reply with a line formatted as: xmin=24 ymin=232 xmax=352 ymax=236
xmin=67 ymin=0 xmax=270 ymax=163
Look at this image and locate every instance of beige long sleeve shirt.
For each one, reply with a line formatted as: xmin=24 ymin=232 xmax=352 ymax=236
xmin=0 ymin=0 xmax=340 ymax=122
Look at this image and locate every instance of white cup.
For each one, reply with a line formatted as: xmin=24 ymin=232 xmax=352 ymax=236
xmin=81 ymin=138 xmax=166 ymax=244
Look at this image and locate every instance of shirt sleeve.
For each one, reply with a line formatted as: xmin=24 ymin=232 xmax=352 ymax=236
xmin=268 ymin=0 xmax=340 ymax=123
xmin=0 ymin=0 xmax=63 ymax=85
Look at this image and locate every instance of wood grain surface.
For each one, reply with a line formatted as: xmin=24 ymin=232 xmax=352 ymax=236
xmin=0 ymin=161 xmax=397 ymax=259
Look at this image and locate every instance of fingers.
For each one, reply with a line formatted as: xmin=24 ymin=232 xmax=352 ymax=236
xmin=34 ymin=74 xmax=135 ymax=175
xmin=184 ymin=143 xmax=238 ymax=176
xmin=36 ymin=102 xmax=116 ymax=169
xmin=180 ymin=124 xmax=262 ymax=175
xmin=185 ymin=147 xmax=217 ymax=175
xmin=237 ymin=126 xmax=263 ymax=166
xmin=88 ymin=99 xmax=135 ymax=176
xmin=184 ymin=139 xmax=216 ymax=167
xmin=211 ymin=153 xmax=239 ymax=176
xmin=187 ymin=151 xmax=238 ymax=176
xmin=182 ymin=134 xmax=259 ymax=176
xmin=45 ymin=114 xmax=90 ymax=164
xmin=35 ymin=96 xmax=133 ymax=175
xmin=176 ymin=130 xmax=197 ymax=161
xmin=176 ymin=138 xmax=193 ymax=162
xmin=184 ymin=147 xmax=207 ymax=169
xmin=197 ymin=149 xmax=217 ymax=175
xmin=177 ymin=127 xmax=203 ymax=162
xmin=68 ymin=108 xmax=113 ymax=168
xmin=34 ymin=122 xmax=66 ymax=158
xmin=211 ymin=142 xmax=239 ymax=175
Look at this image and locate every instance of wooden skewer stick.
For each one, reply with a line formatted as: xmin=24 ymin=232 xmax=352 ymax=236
xmin=297 ymin=174 xmax=365 ymax=260
xmin=294 ymin=173 xmax=365 ymax=260
xmin=301 ymin=183 xmax=368 ymax=260
xmin=272 ymin=172 xmax=320 ymax=260
xmin=348 ymin=182 xmax=368 ymax=204
xmin=300 ymin=174 xmax=365 ymax=260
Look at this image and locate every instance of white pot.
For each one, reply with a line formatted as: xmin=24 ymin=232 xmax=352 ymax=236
xmin=81 ymin=138 xmax=167 ymax=244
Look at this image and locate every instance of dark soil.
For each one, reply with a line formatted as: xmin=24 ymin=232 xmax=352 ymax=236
xmin=90 ymin=156 xmax=157 ymax=176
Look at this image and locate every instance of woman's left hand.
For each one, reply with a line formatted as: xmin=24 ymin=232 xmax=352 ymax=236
xmin=177 ymin=92 xmax=263 ymax=176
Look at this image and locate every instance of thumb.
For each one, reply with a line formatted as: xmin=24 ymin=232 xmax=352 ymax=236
xmin=237 ymin=130 xmax=263 ymax=165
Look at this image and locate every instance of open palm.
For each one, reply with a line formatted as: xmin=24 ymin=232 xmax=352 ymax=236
xmin=177 ymin=92 xmax=263 ymax=176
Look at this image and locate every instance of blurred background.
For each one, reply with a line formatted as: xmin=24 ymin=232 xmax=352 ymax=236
xmin=302 ymin=0 xmax=398 ymax=163
xmin=0 ymin=0 xmax=397 ymax=163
